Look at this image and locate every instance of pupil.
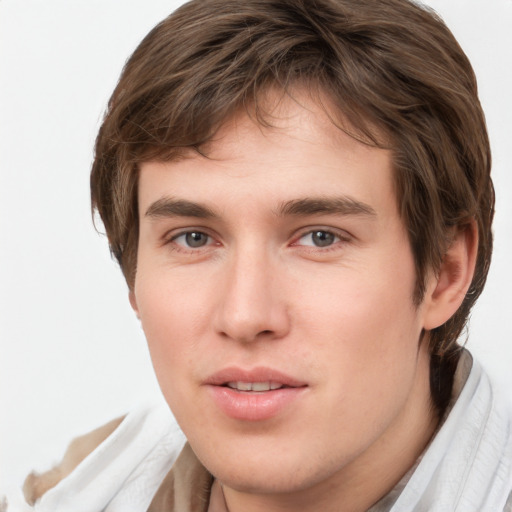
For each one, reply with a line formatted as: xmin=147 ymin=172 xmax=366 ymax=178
xmin=312 ymin=231 xmax=334 ymax=247
xmin=186 ymin=232 xmax=207 ymax=248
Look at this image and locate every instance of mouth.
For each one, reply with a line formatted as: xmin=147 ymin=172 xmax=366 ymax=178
xmin=204 ymin=367 xmax=307 ymax=389
xmin=204 ymin=367 xmax=308 ymax=421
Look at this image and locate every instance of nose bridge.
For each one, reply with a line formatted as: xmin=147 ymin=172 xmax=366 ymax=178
xmin=215 ymin=240 xmax=288 ymax=342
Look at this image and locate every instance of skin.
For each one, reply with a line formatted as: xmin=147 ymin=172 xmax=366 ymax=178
xmin=130 ymin=91 xmax=474 ymax=512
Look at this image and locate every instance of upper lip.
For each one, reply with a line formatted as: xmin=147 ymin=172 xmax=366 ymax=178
xmin=204 ymin=367 xmax=307 ymax=388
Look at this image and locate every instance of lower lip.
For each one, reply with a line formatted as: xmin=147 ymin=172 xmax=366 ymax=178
xmin=206 ymin=385 xmax=306 ymax=421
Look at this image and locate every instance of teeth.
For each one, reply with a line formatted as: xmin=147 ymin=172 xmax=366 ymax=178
xmin=235 ymin=381 xmax=253 ymax=391
xmin=252 ymin=382 xmax=271 ymax=392
xmin=226 ymin=381 xmax=283 ymax=392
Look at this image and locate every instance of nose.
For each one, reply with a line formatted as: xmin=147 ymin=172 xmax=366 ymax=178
xmin=213 ymin=248 xmax=290 ymax=343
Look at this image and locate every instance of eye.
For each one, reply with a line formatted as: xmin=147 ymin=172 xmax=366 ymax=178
xmin=296 ymin=230 xmax=340 ymax=248
xmin=171 ymin=231 xmax=212 ymax=248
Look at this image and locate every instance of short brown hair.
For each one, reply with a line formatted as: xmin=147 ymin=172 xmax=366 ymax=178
xmin=91 ymin=0 xmax=494 ymax=413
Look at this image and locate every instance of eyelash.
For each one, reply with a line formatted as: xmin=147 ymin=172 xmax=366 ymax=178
xmin=290 ymin=228 xmax=351 ymax=254
xmin=164 ymin=227 xmax=350 ymax=253
xmin=166 ymin=230 xmax=217 ymax=252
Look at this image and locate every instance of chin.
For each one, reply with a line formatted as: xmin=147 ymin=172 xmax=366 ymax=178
xmin=215 ymin=465 xmax=314 ymax=495
xmin=195 ymin=438 xmax=341 ymax=496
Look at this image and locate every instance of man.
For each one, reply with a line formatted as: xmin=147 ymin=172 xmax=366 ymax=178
xmin=24 ymin=0 xmax=512 ymax=510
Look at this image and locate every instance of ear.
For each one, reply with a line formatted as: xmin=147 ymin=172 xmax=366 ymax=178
xmin=423 ymin=220 xmax=478 ymax=330
xmin=129 ymin=289 xmax=140 ymax=319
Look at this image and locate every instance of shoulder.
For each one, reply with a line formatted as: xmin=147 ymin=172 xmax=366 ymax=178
xmin=23 ymin=403 xmax=187 ymax=511
xmin=393 ymin=353 xmax=512 ymax=511
xmin=23 ymin=416 xmax=125 ymax=505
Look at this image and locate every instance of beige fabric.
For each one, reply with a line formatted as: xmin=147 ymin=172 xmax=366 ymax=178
xmin=147 ymin=443 xmax=213 ymax=512
xmin=207 ymin=480 xmax=229 ymax=512
xmin=146 ymin=445 xmax=228 ymax=512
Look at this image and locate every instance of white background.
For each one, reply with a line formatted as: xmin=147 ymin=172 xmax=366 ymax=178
xmin=1 ymin=0 xmax=511 ymax=509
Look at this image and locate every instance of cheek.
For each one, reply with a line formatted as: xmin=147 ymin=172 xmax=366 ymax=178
xmin=135 ymin=272 xmax=205 ymax=381
xmin=293 ymin=282 xmax=422 ymax=451
xmin=295 ymin=251 xmax=422 ymax=392
xmin=301 ymin=252 xmax=418 ymax=339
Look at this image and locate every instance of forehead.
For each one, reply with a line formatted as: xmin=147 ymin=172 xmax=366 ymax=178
xmin=199 ymin=86 xmax=386 ymax=162
xmin=138 ymin=89 xmax=396 ymax=219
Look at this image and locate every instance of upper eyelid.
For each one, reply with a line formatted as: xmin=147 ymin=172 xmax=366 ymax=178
xmin=162 ymin=226 xmax=215 ymax=241
xmin=170 ymin=229 xmax=211 ymax=240
xmin=159 ymin=225 xmax=351 ymax=248
xmin=165 ymin=230 xmax=218 ymax=253
xmin=292 ymin=226 xmax=352 ymax=241
xmin=155 ymin=229 xmax=210 ymax=252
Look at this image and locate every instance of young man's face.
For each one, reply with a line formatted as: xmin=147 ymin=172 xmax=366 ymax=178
xmin=132 ymin=91 xmax=437 ymax=502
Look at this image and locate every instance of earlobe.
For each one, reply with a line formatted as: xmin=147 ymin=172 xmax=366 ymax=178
xmin=423 ymin=220 xmax=478 ymax=330
xmin=129 ymin=290 xmax=140 ymax=319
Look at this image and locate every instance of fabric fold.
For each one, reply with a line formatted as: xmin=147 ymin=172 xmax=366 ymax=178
xmin=35 ymin=401 xmax=186 ymax=512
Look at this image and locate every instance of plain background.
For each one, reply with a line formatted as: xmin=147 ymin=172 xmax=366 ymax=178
xmin=1 ymin=0 xmax=511 ymax=508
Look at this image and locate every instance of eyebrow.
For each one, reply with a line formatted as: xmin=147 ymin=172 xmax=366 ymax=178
xmin=145 ymin=198 xmax=216 ymax=219
xmin=144 ymin=196 xmax=377 ymax=220
xmin=277 ymin=197 xmax=376 ymax=217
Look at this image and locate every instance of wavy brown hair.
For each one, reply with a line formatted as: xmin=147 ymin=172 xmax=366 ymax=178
xmin=91 ymin=0 xmax=494 ymax=414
